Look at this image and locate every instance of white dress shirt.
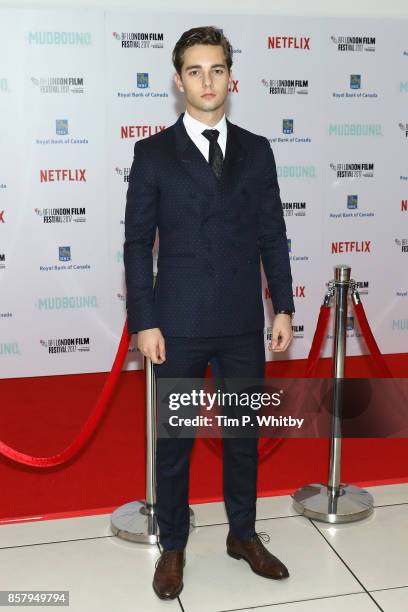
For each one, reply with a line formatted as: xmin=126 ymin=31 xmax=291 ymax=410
xmin=183 ymin=108 xmax=227 ymax=162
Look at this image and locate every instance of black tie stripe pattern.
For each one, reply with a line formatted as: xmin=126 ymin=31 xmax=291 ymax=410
xmin=202 ymin=129 xmax=224 ymax=178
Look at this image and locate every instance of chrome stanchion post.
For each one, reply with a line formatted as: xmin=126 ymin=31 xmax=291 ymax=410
xmin=110 ymin=357 xmax=159 ymax=543
xmin=292 ymin=264 xmax=374 ymax=523
xmin=111 ymin=275 xmax=195 ymax=543
xmin=327 ymin=265 xmax=348 ymax=509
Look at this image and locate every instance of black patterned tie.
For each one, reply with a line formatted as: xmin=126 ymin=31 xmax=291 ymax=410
xmin=202 ymin=129 xmax=223 ymax=178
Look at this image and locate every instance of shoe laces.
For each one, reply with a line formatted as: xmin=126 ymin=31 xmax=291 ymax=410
xmin=255 ymin=531 xmax=270 ymax=544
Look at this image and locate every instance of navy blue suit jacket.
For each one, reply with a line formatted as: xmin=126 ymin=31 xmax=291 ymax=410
xmin=124 ymin=113 xmax=295 ymax=337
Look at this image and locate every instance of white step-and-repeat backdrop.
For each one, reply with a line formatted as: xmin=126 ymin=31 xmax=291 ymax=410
xmin=0 ymin=9 xmax=407 ymax=378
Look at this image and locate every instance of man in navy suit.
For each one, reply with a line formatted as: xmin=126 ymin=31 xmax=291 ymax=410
xmin=124 ymin=26 xmax=295 ymax=599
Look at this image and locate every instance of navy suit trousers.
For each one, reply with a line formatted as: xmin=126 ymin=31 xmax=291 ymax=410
xmin=153 ymin=330 xmax=265 ymax=550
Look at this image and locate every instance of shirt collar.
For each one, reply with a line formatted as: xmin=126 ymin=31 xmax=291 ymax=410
xmin=183 ymin=108 xmax=227 ymax=139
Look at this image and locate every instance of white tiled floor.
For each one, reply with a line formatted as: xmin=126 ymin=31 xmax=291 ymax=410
xmin=0 ymin=483 xmax=407 ymax=611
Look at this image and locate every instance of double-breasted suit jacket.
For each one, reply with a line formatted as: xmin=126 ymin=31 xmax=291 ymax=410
xmin=124 ymin=113 xmax=295 ymax=337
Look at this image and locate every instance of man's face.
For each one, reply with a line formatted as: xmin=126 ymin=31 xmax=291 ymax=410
xmin=174 ymin=44 xmax=231 ymax=114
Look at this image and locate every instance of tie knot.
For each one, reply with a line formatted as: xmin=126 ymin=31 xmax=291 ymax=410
xmin=202 ymin=129 xmax=220 ymax=143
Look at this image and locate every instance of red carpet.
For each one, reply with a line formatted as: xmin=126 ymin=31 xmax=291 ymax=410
xmin=0 ymin=353 xmax=407 ymax=524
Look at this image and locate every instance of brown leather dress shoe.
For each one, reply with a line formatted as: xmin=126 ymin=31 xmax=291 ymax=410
xmin=152 ymin=549 xmax=186 ymax=599
xmin=226 ymin=531 xmax=289 ymax=580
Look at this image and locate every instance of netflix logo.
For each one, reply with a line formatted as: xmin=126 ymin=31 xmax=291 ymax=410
xmin=228 ymin=79 xmax=239 ymax=93
xmin=293 ymin=286 xmax=305 ymax=298
xmin=264 ymin=285 xmax=305 ymax=300
xmin=120 ymin=125 xmax=166 ymax=139
xmin=331 ymin=240 xmax=371 ymax=254
xmin=40 ymin=169 xmax=86 ymax=182
xmin=267 ymin=36 xmax=310 ymax=50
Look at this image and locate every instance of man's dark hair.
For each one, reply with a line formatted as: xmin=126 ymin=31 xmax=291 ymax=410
xmin=172 ymin=26 xmax=233 ymax=75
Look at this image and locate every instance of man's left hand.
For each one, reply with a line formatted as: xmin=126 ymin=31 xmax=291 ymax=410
xmin=270 ymin=314 xmax=293 ymax=352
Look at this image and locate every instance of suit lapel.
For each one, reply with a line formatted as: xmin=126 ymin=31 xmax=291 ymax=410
xmin=222 ymin=119 xmax=246 ymax=194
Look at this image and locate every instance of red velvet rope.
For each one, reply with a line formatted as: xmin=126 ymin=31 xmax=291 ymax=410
xmin=352 ymin=302 xmax=393 ymax=377
xmin=0 ymin=321 xmax=131 ymax=467
xmin=3 ymin=297 xmax=383 ymax=468
xmin=305 ymin=305 xmax=332 ymax=378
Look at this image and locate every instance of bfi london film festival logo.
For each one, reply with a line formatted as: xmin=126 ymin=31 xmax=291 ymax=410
xmin=115 ymin=167 xmax=130 ymax=182
xmin=27 ymin=31 xmax=91 ymax=45
xmin=354 ymin=280 xmax=370 ymax=295
xmin=268 ymin=119 xmax=311 ymax=145
xmin=398 ymin=122 xmax=408 ymax=138
xmin=36 ymin=119 xmax=89 ymax=146
xmin=395 ymin=238 xmax=408 ymax=253
xmin=40 ymin=336 xmax=91 ymax=354
xmin=112 ymin=31 xmax=164 ymax=49
xmin=282 ymin=200 xmax=306 ymax=218
xmin=261 ymin=78 xmax=308 ymax=96
xmin=324 ymin=279 xmax=369 ymax=296
xmin=35 ymin=206 xmax=86 ymax=223
xmin=331 ymin=35 xmax=376 ymax=52
xmin=267 ymin=35 xmax=311 ymax=50
xmin=39 ymin=246 xmax=91 ymax=272
xmin=31 ymin=76 xmax=85 ymax=94
xmin=329 ymin=195 xmax=375 ymax=220
xmin=120 ymin=124 xmax=166 ymax=139
xmin=117 ymin=72 xmax=168 ymax=99
xmin=330 ymin=162 xmax=375 ymax=178
xmin=332 ymin=74 xmax=378 ymax=99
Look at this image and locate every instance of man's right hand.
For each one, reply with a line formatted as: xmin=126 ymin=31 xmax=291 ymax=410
xmin=136 ymin=328 xmax=166 ymax=364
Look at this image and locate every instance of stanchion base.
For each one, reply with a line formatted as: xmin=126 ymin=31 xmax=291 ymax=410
xmin=292 ymin=483 xmax=374 ymax=523
xmin=110 ymin=500 xmax=196 ymax=543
